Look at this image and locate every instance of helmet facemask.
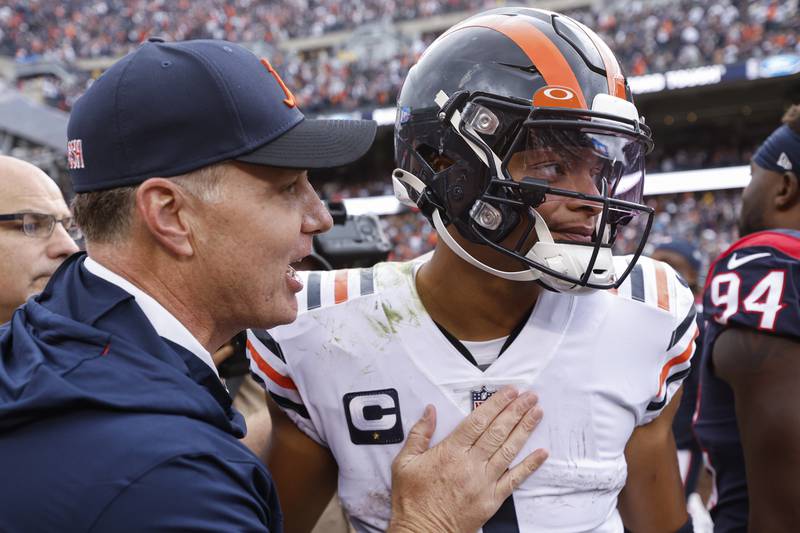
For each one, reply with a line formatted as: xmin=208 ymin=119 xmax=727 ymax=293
xmin=394 ymin=90 xmax=654 ymax=292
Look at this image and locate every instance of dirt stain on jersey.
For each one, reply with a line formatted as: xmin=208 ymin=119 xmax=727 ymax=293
xmin=367 ymin=315 xmax=393 ymax=337
xmin=382 ymin=303 xmax=403 ymax=331
xmin=342 ymin=488 xmax=392 ymax=531
xmin=361 ymin=261 xmax=428 ymax=340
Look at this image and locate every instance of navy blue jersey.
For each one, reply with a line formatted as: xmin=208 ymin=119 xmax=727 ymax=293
xmin=694 ymin=229 xmax=800 ymax=532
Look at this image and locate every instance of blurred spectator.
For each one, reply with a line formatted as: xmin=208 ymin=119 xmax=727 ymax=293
xmin=647 ymin=143 xmax=758 ymax=173
xmin=381 ymin=210 xmax=437 ymax=261
xmin=0 ymin=155 xmax=80 ymax=323
xmin=2 ymin=0 xmax=797 ymax=114
xmin=613 ymin=188 xmax=741 ymax=280
xmin=317 ymin=176 xmax=394 ymax=200
xmin=571 ymin=0 xmax=798 ymax=75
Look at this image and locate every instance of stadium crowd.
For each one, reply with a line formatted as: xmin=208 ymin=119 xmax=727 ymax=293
xmin=0 ymin=0 xmax=488 ymax=60
xmin=3 ymin=0 xmax=798 ymax=113
xmin=648 ymin=143 xmax=756 ymax=173
xmin=571 ymin=0 xmax=798 ymax=76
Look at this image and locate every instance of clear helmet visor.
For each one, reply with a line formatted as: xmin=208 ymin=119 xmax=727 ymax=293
xmin=502 ymin=125 xmax=647 ymax=245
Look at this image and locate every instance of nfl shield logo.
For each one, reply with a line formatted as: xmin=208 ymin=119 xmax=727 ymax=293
xmin=396 ymin=106 xmax=411 ymax=127
xmin=471 ymin=386 xmax=496 ymax=411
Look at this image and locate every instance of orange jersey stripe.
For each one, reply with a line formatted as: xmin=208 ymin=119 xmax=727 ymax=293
xmin=654 ymin=262 xmax=670 ymax=312
xmin=246 ymin=339 xmax=297 ymax=390
xmin=445 ymin=15 xmax=588 ymax=108
xmin=655 ymin=329 xmax=698 ymax=398
xmin=334 ymin=270 xmax=349 ymax=304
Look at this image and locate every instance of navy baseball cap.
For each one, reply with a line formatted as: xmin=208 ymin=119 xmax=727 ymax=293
xmin=653 ymin=239 xmax=702 ymax=273
xmin=67 ymin=38 xmax=377 ymax=192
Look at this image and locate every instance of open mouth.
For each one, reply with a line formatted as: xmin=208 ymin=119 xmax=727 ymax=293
xmin=287 ymin=264 xmax=300 ymax=282
xmin=285 ymin=260 xmax=304 ymax=293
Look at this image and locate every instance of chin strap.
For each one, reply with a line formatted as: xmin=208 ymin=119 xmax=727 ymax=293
xmin=433 ymin=209 xmax=543 ymax=282
xmin=524 ymin=181 xmax=616 ymax=291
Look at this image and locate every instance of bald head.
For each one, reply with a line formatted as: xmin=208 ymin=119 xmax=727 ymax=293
xmin=0 ymin=156 xmax=66 ymax=213
xmin=0 ymin=156 xmax=79 ymax=323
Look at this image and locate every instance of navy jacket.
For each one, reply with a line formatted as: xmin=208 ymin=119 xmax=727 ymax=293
xmin=0 ymin=253 xmax=282 ymax=532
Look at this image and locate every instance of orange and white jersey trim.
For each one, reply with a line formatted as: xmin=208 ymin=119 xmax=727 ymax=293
xmin=295 ymin=267 xmax=376 ymax=314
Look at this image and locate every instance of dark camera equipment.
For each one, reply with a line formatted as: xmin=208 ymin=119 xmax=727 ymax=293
xmin=217 ymin=330 xmax=249 ymax=380
xmin=312 ymin=200 xmax=392 ymax=269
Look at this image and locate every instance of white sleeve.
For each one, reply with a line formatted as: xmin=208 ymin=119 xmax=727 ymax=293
xmin=245 ymin=328 xmax=327 ymax=446
xmin=639 ymin=260 xmax=699 ymax=426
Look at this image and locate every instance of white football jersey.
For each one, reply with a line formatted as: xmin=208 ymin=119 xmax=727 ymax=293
xmin=247 ymin=256 xmax=697 ymax=533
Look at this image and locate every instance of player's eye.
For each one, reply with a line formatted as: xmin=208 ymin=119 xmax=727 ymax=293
xmin=530 ymin=162 xmax=566 ymax=180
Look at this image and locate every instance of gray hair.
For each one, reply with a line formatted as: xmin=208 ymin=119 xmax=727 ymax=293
xmin=72 ymin=163 xmax=225 ymax=244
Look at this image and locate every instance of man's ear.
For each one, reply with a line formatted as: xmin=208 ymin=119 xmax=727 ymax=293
xmin=135 ymin=178 xmax=194 ymax=257
xmin=775 ymin=170 xmax=800 ymax=210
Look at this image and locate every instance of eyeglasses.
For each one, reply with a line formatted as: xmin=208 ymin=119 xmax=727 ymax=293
xmin=0 ymin=212 xmax=82 ymax=240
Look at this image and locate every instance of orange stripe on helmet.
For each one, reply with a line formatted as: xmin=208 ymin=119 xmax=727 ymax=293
xmin=445 ymin=14 xmax=588 ymax=109
xmin=573 ymin=20 xmax=627 ymax=99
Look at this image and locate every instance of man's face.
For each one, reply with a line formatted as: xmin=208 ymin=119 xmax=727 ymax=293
xmin=191 ymin=162 xmax=333 ymax=330
xmin=0 ymin=159 xmax=79 ymax=322
xmin=738 ymin=161 xmax=781 ymax=237
xmin=507 ymin=146 xmax=604 ymax=243
xmin=450 ymin=146 xmax=606 ymax=274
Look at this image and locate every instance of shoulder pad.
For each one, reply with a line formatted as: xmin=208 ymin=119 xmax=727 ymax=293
xmin=612 ymin=255 xmax=690 ymax=316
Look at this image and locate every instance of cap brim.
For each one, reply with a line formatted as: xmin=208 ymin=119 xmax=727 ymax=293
xmin=236 ymin=118 xmax=377 ymax=169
